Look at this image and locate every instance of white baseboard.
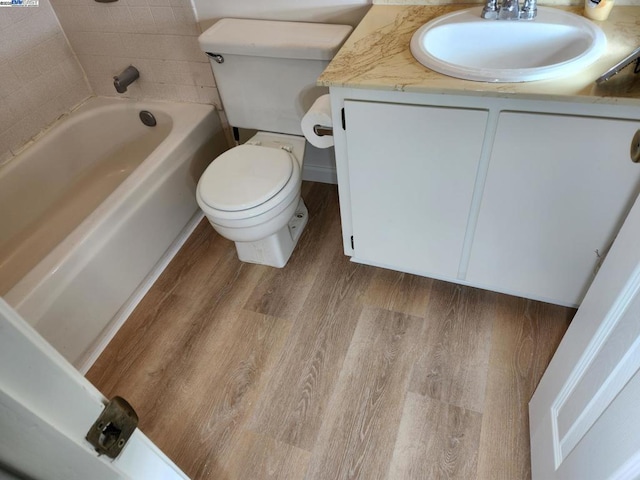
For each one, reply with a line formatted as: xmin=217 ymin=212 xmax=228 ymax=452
xmin=302 ymin=164 xmax=337 ymax=184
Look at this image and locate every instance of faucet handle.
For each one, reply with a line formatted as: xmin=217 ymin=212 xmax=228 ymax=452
xmin=481 ymin=0 xmax=499 ymax=19
xmin=498 ymin=0 xmax=520 ymax=20
xmin=521 ymin=0 xmax=537 ymax=19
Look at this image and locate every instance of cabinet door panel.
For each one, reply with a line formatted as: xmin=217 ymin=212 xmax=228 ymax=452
xmin=346 ymin=101 xmax=488 ymax=279
xmin=467 ymin=112 xmax=640 ymax=306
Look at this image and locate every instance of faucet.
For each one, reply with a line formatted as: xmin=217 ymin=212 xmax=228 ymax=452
xmin=481 ymin=0 xmax=536 ymax=20
xmin=113 ymin=66 xmax=140 ymax=94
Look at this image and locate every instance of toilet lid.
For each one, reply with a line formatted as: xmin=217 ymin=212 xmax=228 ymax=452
xmin=199 ymin=144 xmax=294 ymax=212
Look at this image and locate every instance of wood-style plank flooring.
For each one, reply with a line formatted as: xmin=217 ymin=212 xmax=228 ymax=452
xmin=87 ymin=182 xmax=574 ymax=480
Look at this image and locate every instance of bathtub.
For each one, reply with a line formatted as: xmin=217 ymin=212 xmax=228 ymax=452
xmin=0 ymin=97 xmax=227 ymax=372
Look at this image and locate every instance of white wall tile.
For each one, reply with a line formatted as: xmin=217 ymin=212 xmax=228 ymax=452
xmin=0 ymin=97 xmax=14 ymax=133
xmin=7 ymin=97 xmax=63 ymax=153
xmin=167 ymin=0 xmax=191 ymax=8
xmin=35 ymin=34 xmax=71 ymax=73
xmin=196 ymin=86 xmax=221 ymax=108
xmin=0 ymin=0 xmax=91 ymax=161
xmin=108 ymin=6 xmax=135 ymax=33
xmin=10 ymin=53 xmax=42 ymax=83
xmin=191 ymin=62 xmax=215 ymax=87
xmin=146 ymin=0 xmax=170 ymax=7
xmin=0 ymin=130 xmax=15 ymax=165
xmin=0 ymin=62 xmax=22 ymax=98
xmin=168 ymin=7 xmax=198 ymax=34
xmin=52 ymin=0 xmax=216 ymax=106
xmin=129 ymin=6 xmax=156 ymax=33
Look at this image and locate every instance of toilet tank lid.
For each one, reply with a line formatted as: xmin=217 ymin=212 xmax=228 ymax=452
xmin=199 ymin=19 xmax=353 ymax=61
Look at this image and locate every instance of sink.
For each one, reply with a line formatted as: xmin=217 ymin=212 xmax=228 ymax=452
xmin=410 ymin=7 xmax=607 ymax=82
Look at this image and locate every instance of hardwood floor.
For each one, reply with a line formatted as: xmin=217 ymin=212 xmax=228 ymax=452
xmin=87 ymin=181 xmax=573 ymax=480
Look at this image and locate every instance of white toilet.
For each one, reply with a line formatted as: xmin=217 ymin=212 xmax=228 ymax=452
xmin=196 ymin=19 xmax=352 ymax=268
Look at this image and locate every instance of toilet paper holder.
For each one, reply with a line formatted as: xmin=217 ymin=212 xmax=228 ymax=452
xmin=313 ymin=125 xmax=333 ymax=137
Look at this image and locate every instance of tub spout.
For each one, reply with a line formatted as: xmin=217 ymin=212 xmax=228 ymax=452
xmin=113 ymin=66 xmax=139 ymax=94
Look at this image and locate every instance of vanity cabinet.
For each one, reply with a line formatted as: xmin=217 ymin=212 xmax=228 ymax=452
xmin=332 ymin=89 xmax=640 ymax=306
xmin=466 ymin=112 xmax=640 ymax=305
xmin=345 ymin=100 xmax=488 ymax=279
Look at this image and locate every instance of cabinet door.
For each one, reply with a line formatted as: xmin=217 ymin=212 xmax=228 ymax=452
xmin=467 ymin=112 xmax=640 ymax=306
xmin=345 ymin=100 xmax=488 ymax=280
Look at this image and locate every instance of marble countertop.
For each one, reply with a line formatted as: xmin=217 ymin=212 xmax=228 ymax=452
xmin=318 ymin=4 xmax=640 ymax=103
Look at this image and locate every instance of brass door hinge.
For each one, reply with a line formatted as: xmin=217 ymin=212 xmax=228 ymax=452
xmin=86 ymin=396 xmax=138 ymax=459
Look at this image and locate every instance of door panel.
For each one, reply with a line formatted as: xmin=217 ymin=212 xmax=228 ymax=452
xmin=529 ymin=191 xmax=640 ymax=478
xmin=0 ymin=298 xmax=188 ymax=480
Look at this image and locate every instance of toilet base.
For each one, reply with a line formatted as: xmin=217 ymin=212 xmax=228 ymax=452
xmin=235 ymin=199 xmax=308 ymax=268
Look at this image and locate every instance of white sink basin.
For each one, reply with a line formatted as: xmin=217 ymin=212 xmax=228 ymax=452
xmin=410 ymin=7 xmax=607 ymax=82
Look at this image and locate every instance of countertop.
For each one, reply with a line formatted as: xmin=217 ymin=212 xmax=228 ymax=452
xmin=317 ymin=4 xmax=640 ymax=104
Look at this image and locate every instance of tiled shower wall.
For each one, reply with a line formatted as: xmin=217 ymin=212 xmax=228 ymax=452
xmin=2 ymin=0 xmax=364 ymax=163
xmin=0 ymin=0 xmax=91 ymax=164
xmin=51 ymin=0 xmax=221 ymax=107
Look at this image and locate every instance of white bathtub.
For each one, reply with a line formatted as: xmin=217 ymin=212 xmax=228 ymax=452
xmin=0 ymin=97 xmax=227 ymax=372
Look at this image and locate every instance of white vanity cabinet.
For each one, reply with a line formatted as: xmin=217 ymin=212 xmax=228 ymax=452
xmin=466 ymin=112 xmax=640 ymax=305
xmin=332 ymin=88 xmax=640 ymax=306
xmin=345 ymin=100 xmax=488 ymax=279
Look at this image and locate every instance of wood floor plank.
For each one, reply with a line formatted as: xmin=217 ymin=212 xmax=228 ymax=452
xmin=388 ymin=392 xmax=483 ymax=480
xmin=248 ymin=236 xmax=374 ymax=451
xmin=363 ymin=268 xmax=433 ymax=317
xmin=153 ymin=219 xmax=246 ymax=300
xmin=221 ymin=431 xmax=311 ymax=480
xmin=87 ymin=181 xmax=574 ymax=480
xmin=304 ymin=306 xmax=423 ymax=480
xmin=475 ymin=297 xmax=573 ymax=480
xmin=244 ymin=183 xmax=341 ymax=320
xmin=409 ymin=283 xmax=496 ymax=413
xmin=164 ymin=309 xmax=293 ymax=479
xmin=86 ymin=290 xmax=205 ymax=428
xmin=87 ymin=248 xmax=269 ymax=459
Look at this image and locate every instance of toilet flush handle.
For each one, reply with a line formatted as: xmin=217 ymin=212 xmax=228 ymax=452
xmin=206 ymin=52 xmax=224 ymax=64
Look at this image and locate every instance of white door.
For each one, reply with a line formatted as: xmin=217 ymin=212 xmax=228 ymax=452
xmin=529 ymin=191 xmax=640 ymax=479
xmin=0 ymin=298 xmax=188 ymax=480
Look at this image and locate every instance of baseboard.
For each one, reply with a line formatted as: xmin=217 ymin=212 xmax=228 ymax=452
xmin=302 ymin=164 xmax=337 ymax=185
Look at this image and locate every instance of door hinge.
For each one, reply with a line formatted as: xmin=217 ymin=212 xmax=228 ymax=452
xmin=351 ymin=235 xmax=354 ymax=250
xmin=341 ymin=108 xmax=346 ymax=130
xmin=86 ymin=396 xmax=139 ymax=459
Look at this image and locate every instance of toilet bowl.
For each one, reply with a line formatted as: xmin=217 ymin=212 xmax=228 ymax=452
xmin=197 ymin=18 xmax=352 ymax=267
xmin=196 ymin=132 xmax=308 ymax=268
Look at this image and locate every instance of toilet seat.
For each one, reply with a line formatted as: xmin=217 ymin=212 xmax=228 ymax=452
xmin=197 ymin=143 xmax=301 ymax=222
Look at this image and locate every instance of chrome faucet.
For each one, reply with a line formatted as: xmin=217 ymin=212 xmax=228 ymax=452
xmin=113 ymin=66 xmax=140 ymax=94
xmin=481 ymin=0 xmax=536 ymax=20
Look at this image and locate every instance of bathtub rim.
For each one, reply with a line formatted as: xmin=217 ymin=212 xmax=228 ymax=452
xmin=3 ymin=97 xmax=224 ymax=371
xmin=5 ymin=97 xmax=218 ymax=311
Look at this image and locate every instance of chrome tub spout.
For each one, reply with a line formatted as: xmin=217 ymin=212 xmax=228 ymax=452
xmin=113 ymin=66 xmax=140 ymax=94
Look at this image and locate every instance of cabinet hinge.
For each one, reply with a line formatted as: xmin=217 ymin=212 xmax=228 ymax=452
xmin=86 ymin=396 xmax=139 ymax=459
xmin=341 ymin=108 xmax=346 ymax=130
xmin=351 ymin=235 xmax=354 ymax=250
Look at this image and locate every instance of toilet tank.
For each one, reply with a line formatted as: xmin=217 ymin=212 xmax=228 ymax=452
xmin=199 ymin=19 xmax=352 ymax=136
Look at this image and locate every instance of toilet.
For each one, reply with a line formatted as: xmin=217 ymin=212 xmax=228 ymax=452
xmin=196 ymin=19 xmax=352 ymax=268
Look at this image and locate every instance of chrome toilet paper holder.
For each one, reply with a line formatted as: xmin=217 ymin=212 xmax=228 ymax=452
xmin=313 ymin=125 xmax=333 ymax=137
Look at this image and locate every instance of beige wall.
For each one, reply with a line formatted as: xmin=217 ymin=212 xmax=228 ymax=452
xmin=0 ymin=0 xmax=91 ymax=164
xmin=193 ymin=0 xmax=371 ymax=31
xmin=51 ymin=0 xmax=221 ymax=107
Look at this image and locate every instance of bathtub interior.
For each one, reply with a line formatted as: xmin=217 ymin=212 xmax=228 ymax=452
xmin=0 ymin=108 xmax=173 ymax=296
xmin=1 ymin=98 xmax=227 ymax=370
